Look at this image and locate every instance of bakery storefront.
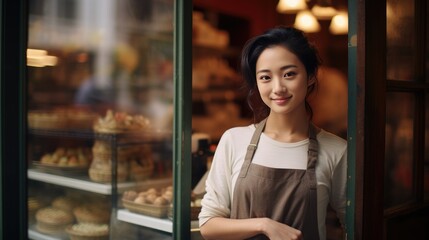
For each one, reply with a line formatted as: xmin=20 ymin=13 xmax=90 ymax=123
xmin=2 ymin=0 xmax=196 ymax=239
xmin=1 ymin=0 xmax=429 ymax=240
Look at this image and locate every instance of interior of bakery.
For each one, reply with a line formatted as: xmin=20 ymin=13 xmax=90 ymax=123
xmin=191 ymin=0 xmax=348 ymax=142
xmin=23 ymin=0 xmax=348 ymax=239
xmin=26 ymin=0 xmax=348 ymax=143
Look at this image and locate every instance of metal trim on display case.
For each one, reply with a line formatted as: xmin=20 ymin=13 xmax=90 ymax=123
xmin=173 ymin=0 xmax=193 ymax=239
xmin=0 ymin=0 xmax=28 ymax=239
xmin=347 ymin=0 xmax=357 ymax=239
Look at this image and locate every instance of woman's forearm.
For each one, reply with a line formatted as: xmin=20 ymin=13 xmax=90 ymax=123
xmin=200 ymin=217 xmax=265 ymax=240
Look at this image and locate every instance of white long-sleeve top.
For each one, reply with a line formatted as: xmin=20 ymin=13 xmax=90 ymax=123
xmin=198 ymin=124 xmax=347 ymax=240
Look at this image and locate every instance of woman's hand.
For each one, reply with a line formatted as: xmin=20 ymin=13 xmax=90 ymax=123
xmin=260 ymin=218 xmax=303 ymax=240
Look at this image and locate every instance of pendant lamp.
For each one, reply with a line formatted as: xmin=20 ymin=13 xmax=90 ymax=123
xmin=294 ymin=10 xmax=321 ymax=33
xmin=329 ymin=11 xmax=348 ymax=34
xmin=276 ymin=0 xmax=307 ymax=13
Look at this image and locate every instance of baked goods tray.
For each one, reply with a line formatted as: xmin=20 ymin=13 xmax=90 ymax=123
xmin=122 ymin=199 xmax=169 ymax=218
xmin=65 ymin=225 xmax=109 ymax=240
xmin=28 ymin=224 xmax=68 ymax=240
xmin=32 ymin=162 xmax=88 ymax=176
xmin=168 ymin=206 xmax=201 ymax=221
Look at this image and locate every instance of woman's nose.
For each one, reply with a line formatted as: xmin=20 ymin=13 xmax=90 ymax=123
xmin=272 ymin=78 xmax=285 ymax=93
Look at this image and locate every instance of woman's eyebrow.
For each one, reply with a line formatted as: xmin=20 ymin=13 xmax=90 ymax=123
xmin=256 ymin=65 xmax=298 ymax=75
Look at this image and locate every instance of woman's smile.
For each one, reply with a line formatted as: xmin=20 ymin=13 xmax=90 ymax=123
xmin=256 ymin=45 xmax=309 ymax=116
xmin=271 ymin=95 xmax=292 ymax=105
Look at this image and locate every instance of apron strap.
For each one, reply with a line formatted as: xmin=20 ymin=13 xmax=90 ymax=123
xmin=307 ymin=123 xmax=319 ymax=189
xmin=238 ymin=118 xmax=267 ymax=178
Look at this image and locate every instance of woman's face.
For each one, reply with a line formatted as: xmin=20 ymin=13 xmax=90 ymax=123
xmin=255 ymin=45 xmax=312 ymax=116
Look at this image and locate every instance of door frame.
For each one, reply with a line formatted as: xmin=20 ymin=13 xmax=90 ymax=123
xmin=0 ymin=0 xmax=29 ymax=239
xmin=348 ymin=0 xmax=387 ymax=239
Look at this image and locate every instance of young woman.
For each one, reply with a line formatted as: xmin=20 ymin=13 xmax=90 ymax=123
xmin=198 ymin=26 xmax=347 ymax=240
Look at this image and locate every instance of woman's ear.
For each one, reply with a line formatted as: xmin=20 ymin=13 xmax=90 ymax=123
xmin=307 ymin=76 xmax=316 ymax=87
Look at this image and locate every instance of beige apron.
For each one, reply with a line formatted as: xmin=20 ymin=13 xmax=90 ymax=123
xmin=230 ymin=118 xmax=320 ymax=240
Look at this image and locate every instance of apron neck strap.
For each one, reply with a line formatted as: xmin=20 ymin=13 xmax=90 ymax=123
xmin=307 ymin=123 xmax=319 ymax=170
xmin=239 ymin=118 xmax=267 ymax=178
xmin=240 ymin=119 xmax=319 ymax=178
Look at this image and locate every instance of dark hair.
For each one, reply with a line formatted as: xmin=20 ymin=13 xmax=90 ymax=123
xmin=241 ymin=26 xmax=321 ymax=122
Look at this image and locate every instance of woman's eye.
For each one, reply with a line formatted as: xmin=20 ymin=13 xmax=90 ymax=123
xmin=259 ymin=75 xmax=270 ymax=81
xmin=284 ymin=72 xmax=296 ymax=78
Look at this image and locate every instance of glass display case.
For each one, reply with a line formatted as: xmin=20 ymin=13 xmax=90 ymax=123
xmin=25 ymin=0 xmax=195 ymax=239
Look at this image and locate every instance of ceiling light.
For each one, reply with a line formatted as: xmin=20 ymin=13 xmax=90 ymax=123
xmin=27 ymin=48 xmax=58 ymax=67
xmin=329 ymin=12 xmax=348 ymax=35
xmin=294 ymin=10 xmax=321 ymax=33
xmin=311 ymin=4 xmax=337 ymax=20
xmin=276 ymin=0 xmax=308 ymax=14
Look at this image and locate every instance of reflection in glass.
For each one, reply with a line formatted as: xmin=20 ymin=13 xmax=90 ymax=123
xmin=385 ymin=92 xmax=415 ymax=208
xmin=27 ymin=0 xmax=174 ymax=239
xmin=386 ymin=0 xmax=415 ymax=81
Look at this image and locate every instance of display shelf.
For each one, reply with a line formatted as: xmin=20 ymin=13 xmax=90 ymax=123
xmin=28 ymin=169 xmax=137 ymax=195
xmin=117 ymin=209 xmax=200 ymax=233
xmin=28 ymin=128 xmax=172 ymax=145
xmin=28 ymin=227 xmax=67 ymax=240
xmin=117 ymin=209 xmax=173 ymax=233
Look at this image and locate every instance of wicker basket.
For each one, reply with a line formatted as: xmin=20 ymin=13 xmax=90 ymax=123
xmin=167 ymin=206 xmax=201 ymax=220
xmin=122 ymin=199 xmax=169 ymax=218
xmin=66 ymin=225 xmax=109 ymax=240
xmin=88 ymin=168 xmax=128 ymax=183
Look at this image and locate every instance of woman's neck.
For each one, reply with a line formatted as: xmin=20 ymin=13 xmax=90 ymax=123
xmin=263 ymin=112 xmax=310 ymax=143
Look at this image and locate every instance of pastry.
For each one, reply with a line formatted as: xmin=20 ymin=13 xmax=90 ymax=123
xmin=88 ymin=158 xmax=128 ymax=182
xmin=93 ymin=110 xmax=151 ymax=133
xmin=28 ymin=197 xmax=42 ymax=224
xmin=66 ymin=223 xmax=109 ymax=240
xmin=39 ymin=147 xmax=91 ymax=167
xmin=92 ymin=140 xmax=138 ymax=162
xmin=52 ymin=196 xmax=78 ymax=214
xmin=28 ymin=108 xmax=97 ymax=130
xmin=35 ymin=207 xmax=74 ymax=234
xmin=73 ymin=204 xmax=110 ymax=224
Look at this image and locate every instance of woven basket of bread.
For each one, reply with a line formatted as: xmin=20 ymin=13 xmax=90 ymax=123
xmin=122 ymin=199 xmax=169 ymax=218
xmin=66 ymin=223 xmax=109 ymax=240
xmin=88 ymin=168 xmax=128 ymax=183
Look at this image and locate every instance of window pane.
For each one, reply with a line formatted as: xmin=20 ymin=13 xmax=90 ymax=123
xmin=385 ymin=92 xmax=415 ymax=208
xmin=427 ymin=5 xmax=429 ymax=82
xmin=27 ymin=0 xmax=175 ymax=238
xmin=386 ymin=0 xmax=415 ymax=81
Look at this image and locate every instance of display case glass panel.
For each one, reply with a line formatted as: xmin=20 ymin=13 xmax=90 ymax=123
xmin=25 ymin=0 xmax=190 ymax=239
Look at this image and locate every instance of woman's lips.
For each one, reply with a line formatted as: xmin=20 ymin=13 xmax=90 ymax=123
xmin=271 ymin=96 xmax=292 ymax=105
